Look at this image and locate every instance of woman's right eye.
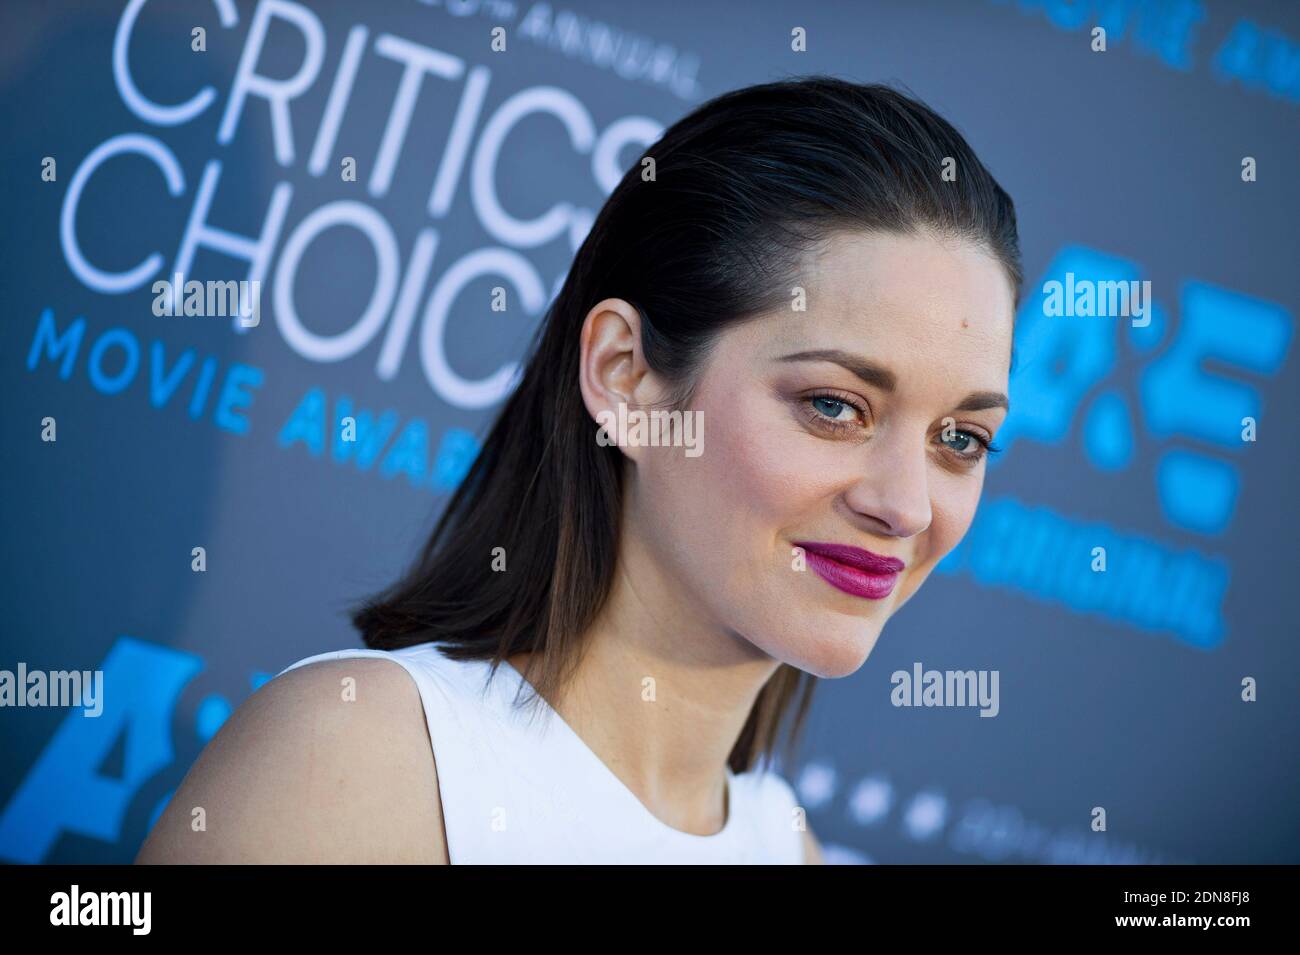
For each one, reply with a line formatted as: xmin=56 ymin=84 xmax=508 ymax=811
xmin=810 ymin=396 xmax=852 ymax=420
xmin=800 ymin=392 xmax=869 ymax=435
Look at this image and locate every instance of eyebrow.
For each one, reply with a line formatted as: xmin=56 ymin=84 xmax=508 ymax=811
xmin=776 ymin=349 xmax=897 ymax=392
xmin=775 ymin=348 xmax=1010 ymax=412
xmin=954 ymin=391 xmax=1010 ymax=412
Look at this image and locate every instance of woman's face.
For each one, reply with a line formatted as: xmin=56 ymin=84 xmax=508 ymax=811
xmin=621 ymin=229 xmax=1015 ymax=679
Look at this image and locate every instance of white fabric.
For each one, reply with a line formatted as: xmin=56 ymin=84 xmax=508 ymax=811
xmin=276 ymin=641 xmax=805 ymax=864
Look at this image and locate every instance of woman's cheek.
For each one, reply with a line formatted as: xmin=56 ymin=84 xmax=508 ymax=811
xmin=710 ymin=407 xmax=836 ymax=527
xmin=667 ymin=405 xmax=809 ymax=601
xmin=889 ymin=472 xmax=977 ymax=613
xmin=926 ymin=470 xmax=985 ymax=566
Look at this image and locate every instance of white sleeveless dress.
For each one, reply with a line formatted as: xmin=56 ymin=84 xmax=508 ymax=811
xmin=276 ymin=641 xmax=805 ymax=864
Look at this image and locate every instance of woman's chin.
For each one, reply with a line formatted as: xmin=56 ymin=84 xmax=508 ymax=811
xmin=767 ymin=619 xmax=885 ymax=679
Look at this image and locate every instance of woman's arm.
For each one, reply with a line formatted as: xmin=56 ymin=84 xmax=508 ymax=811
xmin=135 ymin=658 xmax=449 ymax=864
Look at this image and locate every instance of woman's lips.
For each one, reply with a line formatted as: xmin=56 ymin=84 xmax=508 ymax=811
xmin=792 ymin=541 xmax=905 ymax=601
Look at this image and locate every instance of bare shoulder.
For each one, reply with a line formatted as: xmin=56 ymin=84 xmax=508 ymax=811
xmin=136 ymin=656 xmax=449 ymax=864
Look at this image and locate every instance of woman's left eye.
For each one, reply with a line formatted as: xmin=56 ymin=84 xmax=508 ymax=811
xmin=799 ymin=393 xmax=868 ymax=436
xmin=809 ymin=396 xmax=856 ymax=421
xmin=939 ymin=429 xmax=992 ymax=459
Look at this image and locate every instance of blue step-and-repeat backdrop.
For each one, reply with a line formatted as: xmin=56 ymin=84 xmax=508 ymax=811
xmin=2 ymin=0 xmax=1297 ymax=863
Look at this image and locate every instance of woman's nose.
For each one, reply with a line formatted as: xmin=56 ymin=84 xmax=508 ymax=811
xmin=842 ymin=434 xmax=933 ymax=539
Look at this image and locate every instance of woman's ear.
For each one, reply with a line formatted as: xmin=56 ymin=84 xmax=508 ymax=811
xmin=578 ymin=298 xmax=658 ymax=463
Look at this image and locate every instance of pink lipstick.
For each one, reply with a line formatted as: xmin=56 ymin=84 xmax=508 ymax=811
xmin=792 ymin=541 xmax=905 ymax=601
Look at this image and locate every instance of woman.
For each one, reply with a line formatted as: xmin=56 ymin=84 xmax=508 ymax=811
xmin=137 ymin=76 xmax=1021 ymax=865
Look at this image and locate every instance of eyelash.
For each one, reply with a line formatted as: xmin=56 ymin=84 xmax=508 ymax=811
xmin=799 ymin=391 xmax=1003 ymax=464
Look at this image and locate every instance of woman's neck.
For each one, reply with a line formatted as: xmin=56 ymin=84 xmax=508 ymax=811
xmin=506 ymin=542 xmax=780 ymax=834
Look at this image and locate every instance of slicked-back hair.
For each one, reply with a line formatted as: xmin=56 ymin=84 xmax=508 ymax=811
xmin=351 ymin=76 xmax=1022 ymax=773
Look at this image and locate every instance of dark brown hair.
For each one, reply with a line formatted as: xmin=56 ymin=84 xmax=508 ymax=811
xmin=351 ymin=76 xmax=1022 ymax=773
